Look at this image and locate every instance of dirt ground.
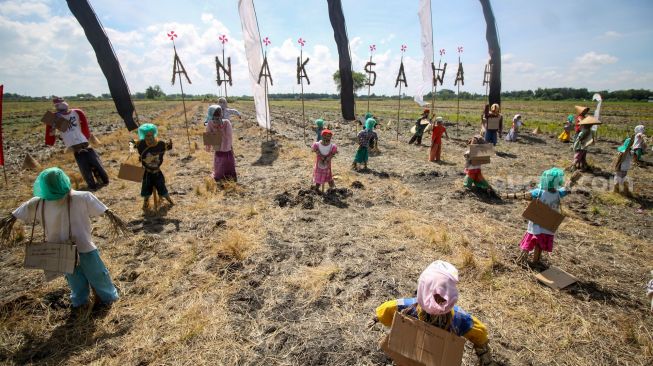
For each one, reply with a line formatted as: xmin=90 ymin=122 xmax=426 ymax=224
xmin=0 ymin=99 xmax=651 ymax=366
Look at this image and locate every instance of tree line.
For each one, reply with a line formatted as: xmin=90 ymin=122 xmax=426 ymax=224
xmin=3 ymin=86 xmax=652 ymax=102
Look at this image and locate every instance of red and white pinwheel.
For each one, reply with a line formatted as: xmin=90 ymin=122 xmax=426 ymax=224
xmin=457 ymin=46 xmax=464 ymax=53
xmin=439 ymin=48 xmax=446 ymax=56
xmin=167 ymin=31 xmax=177 ymax=41
xmin=401 ymin=44 xmax=407 ymax=52
xmin=263 ymin=37 xmax=271 ymax=46
xmin=369 ymin=44 xmax=376 ymax=52
xmin=219 ymin=34 xmax=228 ymax=44
xmin=298 ymin=38 xmax=305 ymax=47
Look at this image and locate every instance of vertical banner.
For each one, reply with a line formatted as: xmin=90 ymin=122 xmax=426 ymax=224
xmin=66 ymin=0 xmax=139 ymax=131
xmin=414 ymin=0 xmax=433 ymax=107
xmin=479 ymin=0 xmax=501 ymax=106
xmin=238 ymin=0 xmax=270 ymax=130
xmin=327 ymin=0 xmax=355 ymax=121
xmin=0 ymin=84 xmax=4 ymax=167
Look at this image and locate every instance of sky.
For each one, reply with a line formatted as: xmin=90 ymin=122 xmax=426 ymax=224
xmin=0 ymin=0 xmax=652 ymax=98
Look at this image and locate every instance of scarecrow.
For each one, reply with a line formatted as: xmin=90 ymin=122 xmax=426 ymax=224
xmin=558 ymin=114 xmax=574 ymax=143
xmin=429 ymin=116 xmax=449 ymax=162
xmin=0 ymin=168 xmax=128 ymax=310
xmin=311 ymin=129 xmax=337 ymax=192
xmin=482 ymin=103 xmax=503 ymax=146
xmin=517 ymin=168 xmax=572 ymax=264
xmin=504 ymin=114 xmax=523 ymax=142
xmin=133 ymin=123 xmax=174 ymax=210
xmin=632 ymin=125 xmax=647 ymax=165
xmin=571 ymin=116 xmax=601 ymax=171
xmin=205 ymin=105 xmax=237 ymax=182
xmin=613 ymin=136 xmax=634 ymax=196
xmin=218 ymin=97 xmax=242 ymax=122
xmin=45 ymin=97 xmax=109 ymax=190
xmin=463 ymin=135 xmax=492 ymax=192
xmin=371 ymin=260 xmax=496 ymax=366
xmin=409 ymin=109 xmax=430 ymax=145
xmin=314 ymin=118 xmax=325 ymax=142
xmin=352 ymin=118 xmax=378 ymax=171
xmin=573 ymin=105 xmax=590 ymax=135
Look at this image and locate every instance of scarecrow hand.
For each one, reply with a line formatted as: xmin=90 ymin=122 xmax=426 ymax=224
xmin=366 ymin=316 xmax=378 ymax=329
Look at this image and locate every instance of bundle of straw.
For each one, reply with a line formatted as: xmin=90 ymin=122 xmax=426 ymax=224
xmin=0 ymin=215 xmax=17 ymax=247
xmin=104 ymin=210 xmax=131 ymax=238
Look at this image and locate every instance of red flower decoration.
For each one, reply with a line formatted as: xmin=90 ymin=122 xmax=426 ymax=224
xmin=457 ymin=46 xmax=464 ymax=53
xmin=219 ymin=34 xmax=228 ymax=44
xmin=439 ymin=48 xmax=446 ymax=56
xmin=401 ymin=44 xmax=407 ymax=52
xmin=167 ymin=31 xmax=177 ymax=41
xmin=263 ymin=37 xmax=271 ymax=46
xmin=369 ymin=44 xmax=376 ymax=52
xmin=298 ymin=38 xmax=305 ymax=47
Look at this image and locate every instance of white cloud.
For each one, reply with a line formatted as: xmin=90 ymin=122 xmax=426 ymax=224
xmin=601 ymin=31 xmax=622 ymax=40
xmin=0 ymin=0 xmax=49 ymax=19
xmin=573 ymin=51 xmax=618 ymax=69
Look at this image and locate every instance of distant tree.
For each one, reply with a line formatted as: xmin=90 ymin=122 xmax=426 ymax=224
xmin=145 ymin=85 xmax=165 ymax=99
xmin=332 ymin=70 xmax=367 ymax=94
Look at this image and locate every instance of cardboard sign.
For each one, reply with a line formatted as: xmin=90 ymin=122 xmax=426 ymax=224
xmin=522 ymin=199 xmax=565 ymax=232
xmin=203 ymin=132 xmax=223 ymax=147
xmin=41 ymin=111 xmax=70 ymax=132
xmin=386 ymin=311 xmax=465 ymax=366
xmin=24 ymin=242 xmax=77 ymax=274
xmin=486 ymin=116 xmax=501 ymax=130
xmin=471 ymin=156 xmax=491 ymax=165
xmin=118 ymin=163 xmax=145 ymax=182
xmin=535 ymin=266 xmax=578 ymax=290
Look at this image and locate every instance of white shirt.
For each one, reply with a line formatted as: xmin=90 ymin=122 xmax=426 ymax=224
xmin=318 ymin=142 xmax=333 ymax=156
xmin=632 ymin=133 xmax=646 ymax=150
xmin=12 ymin=190 xmax=108 ymax=253
xmin=57 ymin=110 xmax=88 ymax=147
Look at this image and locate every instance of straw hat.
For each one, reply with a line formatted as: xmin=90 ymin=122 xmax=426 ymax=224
xmin=532 ymin=126 xmax=542 ymax=134
xmin=578 ymin=116 xmax=601 ymax=126
xmin=574 ymin=106 xmax=590 ymax=115
xmin=22 ymin=154 xmax=41 ymax=170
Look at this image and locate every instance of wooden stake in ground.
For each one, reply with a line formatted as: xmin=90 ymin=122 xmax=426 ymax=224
xmin=216 ymin=34 xmax=233 ymax=100
xmin=0 ymin=84 xmax=6 ymax=186
xmin=483 ymin=60 xmax=492 ymax=104
xmin=297 ymin=38 xmax=310 ymax=145
xmin=365 ymin=44 xmax=377 ymax=114
xmin=454 ymin=46 xmax=465 ymax=138
xmin=431 ymin=49 xmax=447 ymax=118
xmin=168 ymin=31 xmax=193 ymax=154
xmin=258 ymin=37 xmax=273 ymax=142
xmin=395 ymin=45 xmax=408 ymax=141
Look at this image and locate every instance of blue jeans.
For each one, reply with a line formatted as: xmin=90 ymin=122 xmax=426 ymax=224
xmin=65 ymin=250 xmax=119 ymax=307
xmin=484 ymin=130 xmax=498 ymax=145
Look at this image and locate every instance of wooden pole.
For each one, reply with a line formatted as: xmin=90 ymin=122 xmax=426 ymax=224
xmin=264 ymin=51 xmax=270 ymax=142
xmin=300 ymin=48 xmax=306 ymax=145
xmin=222 ymin=47 xmax=228 ymax=100
xmin=173 ymin=42 xmax=192 ymax=154
xmin=456 ymin=83 xmax=460 ymax=138
xmin=367 ymin=54 xmax=372 ymax=113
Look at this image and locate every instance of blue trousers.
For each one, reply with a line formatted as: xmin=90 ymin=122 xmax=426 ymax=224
xmin=65 ymin=250 xmax=119 ymax=307
xmin=74 ymin=148 xmax=109 ymax=190
xmin=484 ymin=130 xmax=498 ymax=146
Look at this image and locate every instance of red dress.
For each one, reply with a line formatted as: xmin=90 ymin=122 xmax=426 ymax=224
xmin=429 ymin=125 xmax=446 ymax=161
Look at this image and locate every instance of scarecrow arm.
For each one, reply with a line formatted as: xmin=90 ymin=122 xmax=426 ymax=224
xmin=0 ymin=215 xmax=18 ymax=248
xmin=75 ymin=109 xmax=91 ymax=139
xmin=103 ymin=210 xmax=130 ymax=238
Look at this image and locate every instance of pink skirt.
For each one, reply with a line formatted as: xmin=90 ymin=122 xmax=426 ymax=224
xmin=213 ymin=150 xmax=237 ymax=181
xmin=519 ymin=232 xmax=554 ymax=252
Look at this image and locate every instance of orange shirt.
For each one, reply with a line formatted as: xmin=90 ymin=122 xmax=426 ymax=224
xmin=431 ymin=125 xmax=446 ymax=144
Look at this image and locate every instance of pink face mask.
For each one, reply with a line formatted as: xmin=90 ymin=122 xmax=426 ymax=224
xmin=416 ymin=260 xmax=459 ymax=315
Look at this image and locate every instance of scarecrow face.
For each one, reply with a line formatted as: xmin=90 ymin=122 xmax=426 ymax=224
xmin=433 ymin=293 xmax=446 ymax=305
xmin=213 ymin=108 xmax=223 ymax=121
xmin=322 ymin=133 xmax=332 ymax=144
xmin=145 ymin=131 xmax=156 ymax=144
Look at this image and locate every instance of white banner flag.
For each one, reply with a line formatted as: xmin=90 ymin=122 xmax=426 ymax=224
xmin=238 ymin=0 xmax=270 ymax=129
xmin=414 ymin=0 xmax=433 ymax=107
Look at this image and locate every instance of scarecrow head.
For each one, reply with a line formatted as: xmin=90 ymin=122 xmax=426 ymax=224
xmin=417 ymin=260 xmax=459 ymax=315
xmin=33 ymin=167 xmax=71 ymax=201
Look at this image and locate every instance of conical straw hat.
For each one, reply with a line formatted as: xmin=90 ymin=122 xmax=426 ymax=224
xmin=532 ymin=126 xmax=542 ymax=134
xmin=22 ymin=154 xmax=41 ymax=170
xmin=574 ymin=106 xmax=590 ymax=115
xmin=578 ymin=116 xmax=602 ymax=126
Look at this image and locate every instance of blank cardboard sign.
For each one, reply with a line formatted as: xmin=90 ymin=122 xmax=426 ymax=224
xmin=536 ymin=266 xmax=578 ymax=290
